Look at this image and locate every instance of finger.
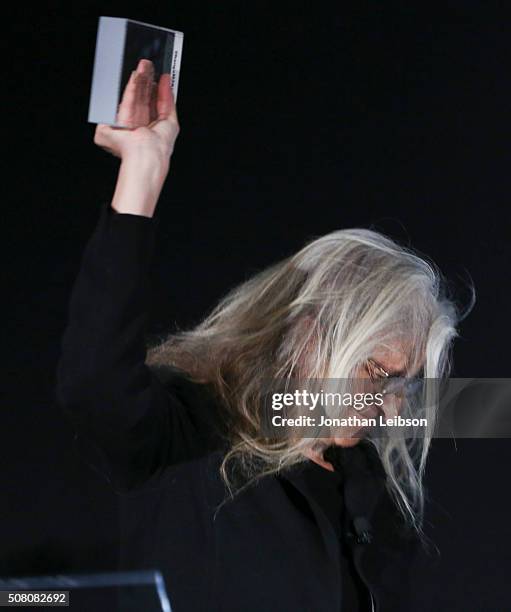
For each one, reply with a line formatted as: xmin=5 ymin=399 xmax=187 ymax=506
xmin=135 ymin=75 xmax=152 ymax=126
xmin=142 ymin=74 xmax=154 ymax=106
xmin=137 ymin=58 xmax=155 ymax=74
xmin=93 ymin=124 xmax=122 ymax=157
xmin=149 ymin=74 xmax=179 ymax=138
xmin=156 ymin=73 xmax=176 ymax=120
xmin=94 ymin=122 xmax=129 ymax=144
xmin=123 ymin=71 xmax=152 ymax=127
xmin=120 ymin=71 xmax=138 ymax=107
xmin=149 ymin=81 xmax=159 ymax=124
xmin=303 ymin=448 xmax=334 ymax=471
xmin=117 ymin=71 xmax=138 ymax=126
xmin=136 ymin=59 xmax=154 ymax=105
xmin=94 ymin=123 xmax=112 ymax=147
xmin=133 ymin=72 xmax=146 ymax=107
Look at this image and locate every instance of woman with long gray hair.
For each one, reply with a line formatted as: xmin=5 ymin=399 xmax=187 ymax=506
xmin=57 ymin=59 xmax=459 ymax=612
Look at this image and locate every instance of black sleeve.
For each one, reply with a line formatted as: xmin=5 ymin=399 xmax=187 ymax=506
xmin=55 ymin=200 xmax=221 ymax=494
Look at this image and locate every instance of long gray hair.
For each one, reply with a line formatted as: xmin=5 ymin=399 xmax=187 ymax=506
xmin=146 ymin=228 xmax=459 ymax=531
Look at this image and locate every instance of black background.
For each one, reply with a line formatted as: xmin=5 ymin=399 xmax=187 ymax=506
xmin=3 ymin=2 xmax=511 ymax=610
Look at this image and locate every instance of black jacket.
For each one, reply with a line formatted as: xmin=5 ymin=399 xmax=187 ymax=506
xmin=56 ymin=200 xmax=420 ymax=612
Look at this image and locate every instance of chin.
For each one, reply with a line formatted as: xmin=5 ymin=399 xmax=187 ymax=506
xmin=334 ymin=437 xmax=362 ymax=448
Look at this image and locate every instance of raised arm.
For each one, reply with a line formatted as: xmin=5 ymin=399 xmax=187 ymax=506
xmin=95 ymin=59 xmax=179 ymax=218
xmin=56 ymin=60 xmax=220 ymax=493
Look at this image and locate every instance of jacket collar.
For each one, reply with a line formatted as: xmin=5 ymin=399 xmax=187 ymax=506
xmin=279 ymin=442 xmax=389 ymax=610
xmin=280 ymin=442 xmax=387 ymax=537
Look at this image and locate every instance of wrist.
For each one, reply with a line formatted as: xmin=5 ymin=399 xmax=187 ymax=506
xmin=111 ymin=155 xmax=169 ymax=218
xmin=121 ymin=150 xmax=169 ymax=185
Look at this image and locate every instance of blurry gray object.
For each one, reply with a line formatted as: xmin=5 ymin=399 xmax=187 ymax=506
xmin=88 ymin=16 xmax=183 ymax=127
xmin=0 ymin=570 xmax=171 ymax=611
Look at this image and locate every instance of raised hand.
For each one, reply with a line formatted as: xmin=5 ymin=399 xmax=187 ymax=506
xmin=93 ymin=58 xmax=180 ymax=169
xmin=116 ymin=58 xmax=159 ymax=128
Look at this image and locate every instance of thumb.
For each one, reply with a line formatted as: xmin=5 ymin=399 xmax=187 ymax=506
xmin=151 ymin=113 xmax=180 ymax=142
xmin=151 ymin=74 xmax=179 ymax=136
xmin=93 ymin=123 xmax=129 ymax=158
xmin=156 ymin=73 xmax=176 ymax=118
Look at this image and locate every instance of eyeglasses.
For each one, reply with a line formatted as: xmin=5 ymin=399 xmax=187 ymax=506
xmin=365 ymin=358 xmax=423 ymax=397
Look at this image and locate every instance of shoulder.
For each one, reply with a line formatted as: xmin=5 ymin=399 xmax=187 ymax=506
xmin=149 ymin=363 xmax=230 ymax=444
xmin=149 ymin=364 xmax=217 ymax=407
